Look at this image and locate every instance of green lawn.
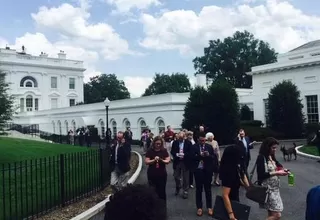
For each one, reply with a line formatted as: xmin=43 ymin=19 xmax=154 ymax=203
xmin=0 ymin=137 xmax=90 ymax=163
xmin=299 ymin=145 xmax=319 ymax=156
xmin=0 ymin=137 xmax=108 ymax=220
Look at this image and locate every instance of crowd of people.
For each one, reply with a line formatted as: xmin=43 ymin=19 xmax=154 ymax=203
xmin=106 ymin=125 xmax=320 ymax=220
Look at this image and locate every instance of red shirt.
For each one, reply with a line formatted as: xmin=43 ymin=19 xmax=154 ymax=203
xmin=164 ymin=130 xmax=174 ymax=142
xmin=146 ymin=149 xmax=169 ymax=177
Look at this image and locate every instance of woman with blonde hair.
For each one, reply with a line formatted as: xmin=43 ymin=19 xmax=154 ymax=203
xmin=145 ymin=136 xmax=171 ymax=202
xmin=205 ymin=132 xmax=221 ymax=186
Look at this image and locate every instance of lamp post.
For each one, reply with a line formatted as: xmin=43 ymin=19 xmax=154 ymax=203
xmin=104 ymin=97 xmax=110 ymax=148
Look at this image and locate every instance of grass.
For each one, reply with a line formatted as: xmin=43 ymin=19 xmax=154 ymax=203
xmin=0 ymin=137 xmax=90 ymax=163
xmin=0 ymin=137 xmax=109 ymax=220
xmin=299 ymin=145 xmax=319 ymax=156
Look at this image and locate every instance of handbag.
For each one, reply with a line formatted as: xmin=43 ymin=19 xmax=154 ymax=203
xmin=213 ymin=195 xmax=251 ymax=220
xmin=245 ymin=158 xmax=270 ymax=204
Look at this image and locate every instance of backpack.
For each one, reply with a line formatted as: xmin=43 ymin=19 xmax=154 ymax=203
xmin=306 ymin=185 xmax=320 ymax=220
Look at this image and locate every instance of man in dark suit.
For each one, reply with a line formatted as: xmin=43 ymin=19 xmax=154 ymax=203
xmin=238 ymin=129 xmax=255 ymax=174
xmin=171 ymin=131 xmax=192 ymax=199
xmin=124 ymin=127 xmax=133 ymax=145
xmin=110 ymin=131 xmax=131 ymax=192
xmin=194 ymin=125 xmax=206 ymax=143
xmin=191 ymin=134 xmax=216 ymax=216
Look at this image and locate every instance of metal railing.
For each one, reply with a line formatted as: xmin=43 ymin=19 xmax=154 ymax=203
xmin=0 ymin=149 xmax=111 ymax=220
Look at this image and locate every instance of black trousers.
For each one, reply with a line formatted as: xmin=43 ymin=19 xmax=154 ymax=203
xmin=189 ymin=170 xmax=194 ymax=185
xmin=194 ymin=169 xmax=213 ymax=209
xmin=148 ymin=174 xmax=167 ymax=201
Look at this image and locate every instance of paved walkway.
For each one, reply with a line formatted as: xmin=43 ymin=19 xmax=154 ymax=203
xmin=134 ymin=141 xmax=320 ymax=220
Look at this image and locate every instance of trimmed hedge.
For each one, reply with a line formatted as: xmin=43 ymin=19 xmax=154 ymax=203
xmin=242 ymin=126 xmax=285 ymax=141
xmin=304 ymin=123 xmax=320 ymax=135
xmin=240 ymin=120 xmax=263 ymax=127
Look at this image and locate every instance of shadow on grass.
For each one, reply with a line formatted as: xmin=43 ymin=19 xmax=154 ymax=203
xmin=0 ymin=149 xmax=110 ymax=220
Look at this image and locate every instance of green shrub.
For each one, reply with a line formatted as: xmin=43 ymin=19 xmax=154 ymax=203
xmin=240 ymin=105 xmax=252 ymax=120
xmin=304 ymin=123 xmax=320 ymax=135
xmin=242 ymin=126 xmax=284 ymax=141
xmin=267 ymin=80 xmax=305 ymax=138
xmin=240 ymin=120 xmax=263 ymax=127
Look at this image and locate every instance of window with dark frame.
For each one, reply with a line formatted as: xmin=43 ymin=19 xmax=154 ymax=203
xmin=69 ymin=78 xmax=75 ymax=89
xmin=69 ymin=99 xmax=76 ymax=106
xmin=306 ymin=95 xmax=319 ymax=123
xmin=51 ymin=76 xmax=58 ymax=89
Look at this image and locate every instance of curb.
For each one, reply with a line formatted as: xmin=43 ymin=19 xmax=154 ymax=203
xmin=296 ymin=145 xmax=320 ymax=160
xmin=252 ymin=139 xmax=306 ymax=145
xmin=219 ymin=139 xmax=306 ymax=149
xmin=70 ymin=151 xmax=143 ymax=220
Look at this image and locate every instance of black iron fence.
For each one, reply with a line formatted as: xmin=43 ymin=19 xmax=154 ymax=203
xmin=0 ymin=149 xmax=111 ymax=220
xmin=5 ymin=123 xmax=110 ymax=148
xmin=5 ymin=124 xmax=39 ymax=137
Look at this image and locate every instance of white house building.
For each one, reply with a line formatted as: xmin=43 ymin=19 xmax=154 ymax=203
xmin=2 ymin=40 xmax=320 ymax=139
xmin=0 ymin=46 xmax=84 ymax=112
xmin=248 ymin=40 xmax=320 ymax=126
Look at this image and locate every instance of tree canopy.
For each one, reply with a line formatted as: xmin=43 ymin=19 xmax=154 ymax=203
xmin=142 ymin=73 xmax=191 ymax=96
xmin=206 ymin=80 xmax=240 ymax=144
xmin=267 ymin=80 xmax=305 ymax=138
xmin=181 ymin=86 xmax=208 ymax=130
xmin=0 ymin=71 xmax=14 ymax=132
xmin=182 ymin=80 xmax=240 ymax=144
xmin=193 ymin=30 xmax=277 ymax=88
xmin=84 ymin=74 xmax=130 ymax=104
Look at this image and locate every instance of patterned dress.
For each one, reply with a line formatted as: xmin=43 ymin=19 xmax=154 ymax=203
xmin=261 ymin=159 xmax=283 ymax=212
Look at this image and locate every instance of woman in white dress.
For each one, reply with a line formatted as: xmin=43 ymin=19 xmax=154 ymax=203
xmin=257 ymin=137 xmax=289 ymax=220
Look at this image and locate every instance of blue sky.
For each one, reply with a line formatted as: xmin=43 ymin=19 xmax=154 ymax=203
xmin=1 ymin=0 xmax=320 ymax=97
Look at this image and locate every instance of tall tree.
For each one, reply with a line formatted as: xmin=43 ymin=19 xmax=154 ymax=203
xmin=181 ymin=86 xmax=208 ymax=130
xmin=268 ymin=80 xmax=305 ymax=138
xmin=84 ymin=74 xmax=130 ymax=104
xmin=142 ymin=73 xmax=191 ymax=96
xmin=206 ymin=79 xmax=240 ymax=144
xmin=182 ymin=80 xmax=240 ymax=144
xmin=0 ymin=71 xmax=14 ymax=132
xmin=193 ymin=30 xmax=277 ymax=88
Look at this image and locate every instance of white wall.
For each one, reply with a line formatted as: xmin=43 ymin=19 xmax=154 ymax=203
xmin=252 ymin=65 xmax=320 ymax=124
xmin=13 ymin=91 xmax=254 ymax=139
xmin=13 ymin=93 xmax=189 ymax=139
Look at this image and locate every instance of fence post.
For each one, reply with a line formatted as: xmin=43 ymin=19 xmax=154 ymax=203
xmin=106 ymin=146 xmax=111 ymax=185
xmin=99 ymin=149 xmax=105 ymax=189
xmin=59 ymin=154 xmax=65 ymax=207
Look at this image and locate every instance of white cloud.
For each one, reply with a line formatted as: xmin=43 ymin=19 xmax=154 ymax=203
xmin=107 ymin=0 xmax=162 ymax=14
xmin=0 ymin=38 xmax=8 ymax=48
xmin=31 ymin=3 xmax=134 ymax=60
xmin=123 ymin=76 xmax=153 ymax=97
xmin=139 ymin=0 xmax=320 ymax=54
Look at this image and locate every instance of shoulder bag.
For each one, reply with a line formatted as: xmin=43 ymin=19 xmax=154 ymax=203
xmin=245 ymin=157 xmax=270 ymax=205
